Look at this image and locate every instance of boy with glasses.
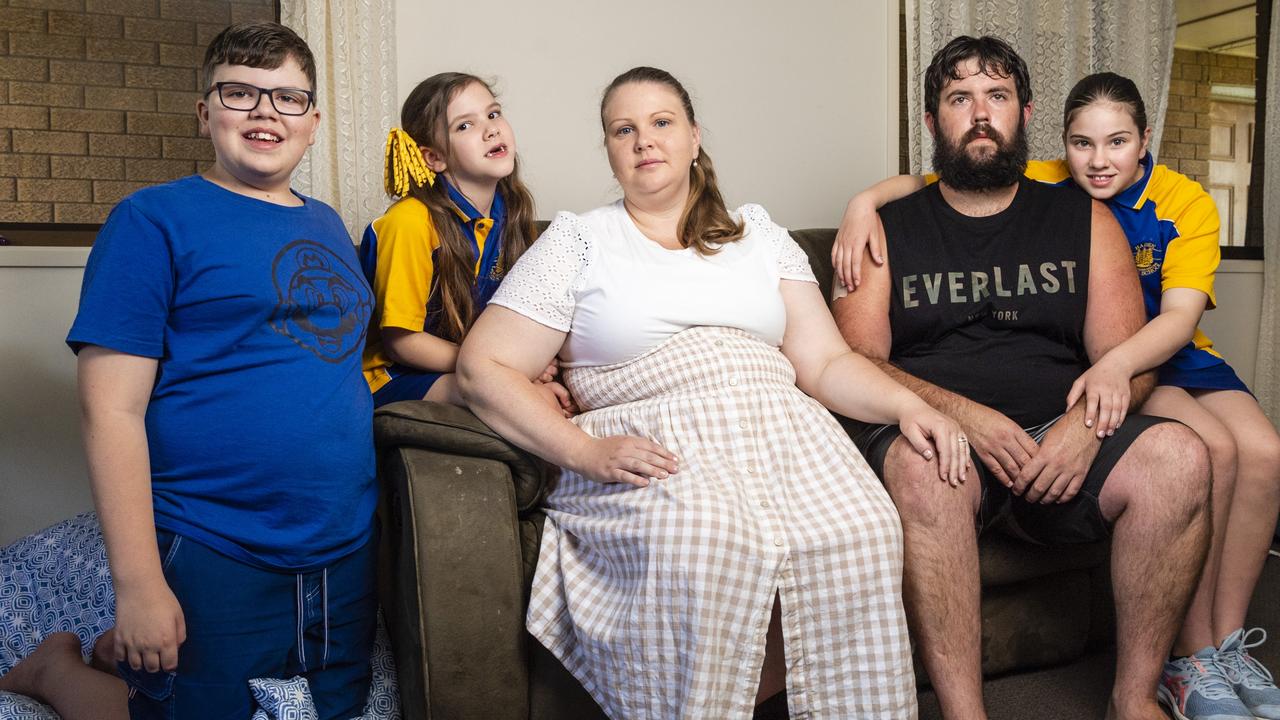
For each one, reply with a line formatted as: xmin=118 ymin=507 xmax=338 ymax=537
xmin=61 ymin=21 xmax=377 ymax=719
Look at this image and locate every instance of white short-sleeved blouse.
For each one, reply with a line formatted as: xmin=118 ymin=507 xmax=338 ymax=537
xmin=489 ymin=201 xmax=816 ymax=368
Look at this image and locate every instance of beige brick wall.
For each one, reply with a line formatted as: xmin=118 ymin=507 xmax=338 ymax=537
xmin=0 ymin=0 xmax=275 ymax=225
xmin=1162 ymin=49 xmax=1257 ymax=186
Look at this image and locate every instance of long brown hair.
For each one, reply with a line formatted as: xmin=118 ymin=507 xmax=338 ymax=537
xmin=601 ymin=67 xmax=744 ymax=254
xmin=389 ymin=73 xmax=537 ymax=343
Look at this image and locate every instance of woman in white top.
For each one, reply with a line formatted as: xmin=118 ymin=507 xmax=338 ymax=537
xmin=458 ymin=67 xmax=962 ymax=720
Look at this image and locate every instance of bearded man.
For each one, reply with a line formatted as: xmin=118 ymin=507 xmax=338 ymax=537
xmin=831 ymin=35 xmax=1211 ymax=720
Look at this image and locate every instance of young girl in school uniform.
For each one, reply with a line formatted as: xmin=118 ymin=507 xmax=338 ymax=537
xmin=833 ymin=71 xmax=1280 ymax=720
xmin=362 ymin=73 xmax=565 ymax=410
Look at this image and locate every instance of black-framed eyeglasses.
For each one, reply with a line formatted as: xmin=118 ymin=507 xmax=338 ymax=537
xmin=204 ymin=82 xmax=315 ymax=116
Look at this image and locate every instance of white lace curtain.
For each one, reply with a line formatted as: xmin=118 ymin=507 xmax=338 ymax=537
xmin=280 ymin=0 xmax=397 ymax=242
xmin=903 ymin=0 xmax=1177 ymax=172
xmin=1254 ymin=5 xmax=1280 ymax=426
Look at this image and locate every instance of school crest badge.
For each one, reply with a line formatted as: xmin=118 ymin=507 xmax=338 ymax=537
xmin=1133 ymin=242 xmax=1159 ymax=276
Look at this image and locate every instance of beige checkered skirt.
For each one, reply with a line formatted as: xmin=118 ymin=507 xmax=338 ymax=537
xmin=528 ymin=326 xmax=916 ymax=719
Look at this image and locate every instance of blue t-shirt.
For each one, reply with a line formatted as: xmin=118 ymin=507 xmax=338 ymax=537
xmin=67 ymin=175 xmax=376 ymax=571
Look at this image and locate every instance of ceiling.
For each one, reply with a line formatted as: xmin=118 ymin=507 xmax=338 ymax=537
xmin=1176 ymin=0 xmax=1258 ymax=57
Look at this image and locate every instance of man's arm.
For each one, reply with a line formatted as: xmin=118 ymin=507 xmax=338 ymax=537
xmin=1081 ymin=200 xmax=1157 ymax=406
xmin=831 ymin=248 xmax=1038 ymax=486
xmin=1012 ymin=200 xmax=1154 ymax=503
xmin=831 ymin=261 xmax=969 ymax=417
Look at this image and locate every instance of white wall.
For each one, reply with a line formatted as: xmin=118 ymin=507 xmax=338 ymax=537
xmin=395 ymin=0 xmax=901 ymax=229
xmin=1200 ymin=259 xmax=1263 ymax=388
xmin=1 ymin=248 xmax=93 ymax=545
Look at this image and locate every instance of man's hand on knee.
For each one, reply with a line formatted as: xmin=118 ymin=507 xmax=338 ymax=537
xmin=1013 ymin=418 xmax=1100 ymax=504
xmin=959 ymin=404 xmax=1038 ymax=487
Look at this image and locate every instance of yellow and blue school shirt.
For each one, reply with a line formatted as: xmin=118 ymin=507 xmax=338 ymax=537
xmin=359 ymin=183 xmax=506 ymax=394
xmin=927 ymin=154 xmax=1231 ymax=388
xmin=1021 ymin=154 xmax=1233 ymax=387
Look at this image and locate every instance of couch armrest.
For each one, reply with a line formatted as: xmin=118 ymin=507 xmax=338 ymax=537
xmin=375 ymin=400 xmax=542 ymax=720
xmin=374 ymin=400 xmax=550 ymax=511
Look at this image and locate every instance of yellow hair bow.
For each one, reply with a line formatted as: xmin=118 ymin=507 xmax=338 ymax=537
xmin=383 ymin=127 xmax=435 ymax=197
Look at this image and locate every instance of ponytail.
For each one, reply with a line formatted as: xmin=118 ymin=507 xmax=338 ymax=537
xmin=678 ymin=146 xmax=744 ymax=252
xmin=383 ymin=127 xmax=435 ymax=198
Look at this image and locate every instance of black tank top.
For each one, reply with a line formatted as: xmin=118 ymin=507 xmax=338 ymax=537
xmin=879 ymin=178 xmax=1093 ymax=427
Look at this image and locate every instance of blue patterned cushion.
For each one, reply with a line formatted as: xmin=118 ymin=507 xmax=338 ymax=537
xmin=250 ymin=675 xmax=319 ymax=720
xmin=0 ymin=691 xmax=60 ymax=720
xmin=0 ymin=512 xmax=114 ymax=675
xmin=0 ymin=514 xmax=400 ymax=719
xmin=247 ymin=617 xmax=400 ymax=719
xmin=363 ymin=616 xmax=401 ymax=720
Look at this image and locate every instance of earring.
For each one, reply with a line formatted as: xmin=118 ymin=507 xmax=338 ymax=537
xmin=692 ymin=158 xmax=699 ymax=168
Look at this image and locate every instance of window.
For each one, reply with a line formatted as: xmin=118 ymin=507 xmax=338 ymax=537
xmin=1175 ymin=0 xmax=1265 ymax=258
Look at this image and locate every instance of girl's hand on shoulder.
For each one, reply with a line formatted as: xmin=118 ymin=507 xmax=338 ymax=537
xmin=832 ymin=194 xmax=887 ymax=292
xmin=1066 ymin=355 xmax=1134 ymax=438
xmin=897 ymin=400 xmax=970 ymax=488
xmin=113 ymin=575 xmax=186 ymax=673
xmin=575 ymin=436 xmax=680 ymax=488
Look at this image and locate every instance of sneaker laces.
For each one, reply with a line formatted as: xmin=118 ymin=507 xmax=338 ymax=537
xmin=1177 ymin=656 xmax=1243 ymax=701
xmin=1218 ymin=628 xmax=1277 ymax=690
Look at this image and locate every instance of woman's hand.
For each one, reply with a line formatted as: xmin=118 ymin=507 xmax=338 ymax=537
xmin=832 ymin=193 xmax=887 ymax=292
xmin=113 ymin=574 xmax=186 ymax=673
xmin=897 ymin=400 xmax=970 ymax=487
xmin=573 ymin=436 xmax=680 ymax=488
xmin=1065 ymin=354 xmax=1134 ymax=438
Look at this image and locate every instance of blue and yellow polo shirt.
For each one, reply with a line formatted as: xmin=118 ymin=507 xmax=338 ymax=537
xmin=359 ymin=182 xmax=506 ymax=393
xmin=1020 ymin=154 xmax=1225 ymax=378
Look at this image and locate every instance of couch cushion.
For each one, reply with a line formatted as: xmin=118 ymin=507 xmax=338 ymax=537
xmin=980 ymin=570 xmax=1093 ymax=676
xmin=979 ymin=534 xmax=1109 ymax=586
xmin=789 ymin=228 xmax=836 ymax=298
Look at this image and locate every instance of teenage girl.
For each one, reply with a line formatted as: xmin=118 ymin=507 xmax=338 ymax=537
xmin=362 ymin=72 xmax=567 ymax=412
xmin=832 ymin=72 xmax=1280 ymax=720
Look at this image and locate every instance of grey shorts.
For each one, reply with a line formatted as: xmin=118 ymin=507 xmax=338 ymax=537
xmin=847 ymin=413 xmax=1176 ymax=545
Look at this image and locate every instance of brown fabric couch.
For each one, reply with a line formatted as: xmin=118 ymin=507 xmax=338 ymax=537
xmin=374 ymin=227 xmax=1116 ymax=719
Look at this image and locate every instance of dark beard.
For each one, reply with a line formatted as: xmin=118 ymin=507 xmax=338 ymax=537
xmin=932 ymin=120 xmax=1028 ymax=192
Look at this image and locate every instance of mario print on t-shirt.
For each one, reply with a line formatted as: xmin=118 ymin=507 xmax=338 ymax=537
xmin=269 ymin=239 xmax=373 ymax=363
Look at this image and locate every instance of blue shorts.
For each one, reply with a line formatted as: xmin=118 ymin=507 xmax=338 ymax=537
xmin=119 ymin=529 xmax=377 ymax=720
xmin=1158 ymin=360 xmax=1251 ymax=395
xmin=371 ymin=366 xmax=442 ymax=408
